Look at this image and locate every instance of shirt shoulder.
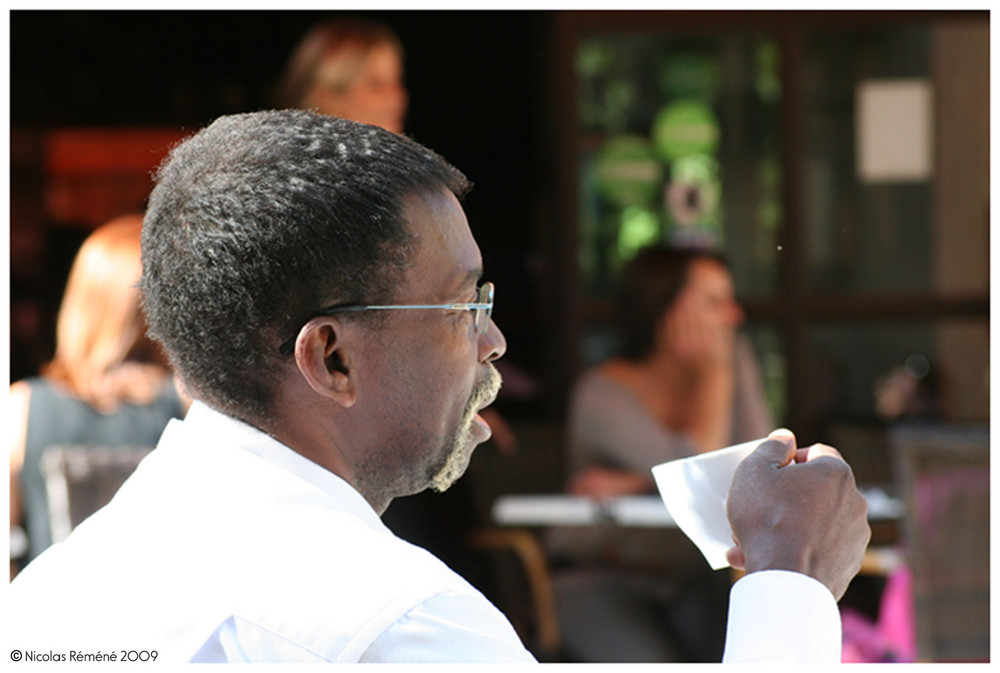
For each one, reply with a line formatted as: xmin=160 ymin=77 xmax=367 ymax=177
xmin=9 ymin=408 xmax=529 ymax=663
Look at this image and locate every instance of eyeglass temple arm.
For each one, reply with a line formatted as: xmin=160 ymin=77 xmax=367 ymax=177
xmin=323 ymin=302 xmax=492 ymax=313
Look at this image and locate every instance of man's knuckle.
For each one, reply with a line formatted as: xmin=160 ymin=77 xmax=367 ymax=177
xmin=821 ymin=455 xmax=857 ymax=482
xmin=814 ymin=442 xmax=843 ymax=459
xmin=808 ymin=455 xmax=845 ymax=477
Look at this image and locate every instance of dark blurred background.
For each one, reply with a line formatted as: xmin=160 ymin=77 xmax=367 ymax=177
xmin=10 ymin=10 xmax=553 ymax=402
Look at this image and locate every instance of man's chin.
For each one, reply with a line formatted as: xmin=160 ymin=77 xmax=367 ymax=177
xmin=429 ymin=375 xmax=500 ymax=493
xmin=428 ymin=429 xmax=481 ymax=493
xmin=428 ymin=458 xmax=467 ymax=493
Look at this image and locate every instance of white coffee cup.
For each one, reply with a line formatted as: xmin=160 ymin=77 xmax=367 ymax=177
xmin=651 ymin=438 xmax=766 ymax=570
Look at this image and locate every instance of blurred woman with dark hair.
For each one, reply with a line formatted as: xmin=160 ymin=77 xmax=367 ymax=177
xmin=567 ymin=245 xmax=771 ymax=498
xmin=550 ymin=244 xmax=773 ymax=662
xmin=10 ymin=215 xmax=188 ymax=568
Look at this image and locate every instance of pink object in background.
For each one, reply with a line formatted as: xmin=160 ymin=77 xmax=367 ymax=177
xmin=840 ymin=565 xmax=916 ymax=663
xmin=878 ymin=565 xmax=916 ymax=662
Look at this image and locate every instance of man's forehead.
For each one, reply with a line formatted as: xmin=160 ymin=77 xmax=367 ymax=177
xmin=402 ymin=189 xmax=482 ymax=288
xmin=403 ymin=190 xmax=473 ymax=242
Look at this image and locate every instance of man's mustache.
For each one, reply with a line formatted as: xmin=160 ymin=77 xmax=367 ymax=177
xmin=470 ymin=364 xmax=502 ymax=413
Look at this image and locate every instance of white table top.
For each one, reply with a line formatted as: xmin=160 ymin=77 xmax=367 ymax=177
xmin=492 ymin=488 xmax=904 ymax=528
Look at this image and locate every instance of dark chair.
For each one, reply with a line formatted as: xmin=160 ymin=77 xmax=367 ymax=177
xmin=463 ymin=420 xmax=566 ymax=660
xmin=889 ymin=423 xmax=989 ymax=662
xmin=40 ymin=444 xmax=153 ymax=543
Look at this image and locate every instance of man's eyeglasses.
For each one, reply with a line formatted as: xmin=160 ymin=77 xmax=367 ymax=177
xmin=279 ymin=282 xmax=494 ymax=355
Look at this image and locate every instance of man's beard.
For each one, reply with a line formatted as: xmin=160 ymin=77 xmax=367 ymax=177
xmin=428 ymin=364 xmax=502 ymax=493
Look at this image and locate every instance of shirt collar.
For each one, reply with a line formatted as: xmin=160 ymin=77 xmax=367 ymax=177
xmin=176 ymin=401 xmax=388 ymax=532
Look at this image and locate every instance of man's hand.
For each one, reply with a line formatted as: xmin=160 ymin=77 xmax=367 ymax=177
xmin=725 ymin=429 xmax=871 ymax=600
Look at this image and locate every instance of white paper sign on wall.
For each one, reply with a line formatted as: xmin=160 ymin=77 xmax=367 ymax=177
xmin=856 ymin=78 xmax=934 ymax=183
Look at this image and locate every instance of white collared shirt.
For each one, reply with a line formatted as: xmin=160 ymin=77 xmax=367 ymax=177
xmin=7 ymin=402 xmax=839 ymax=662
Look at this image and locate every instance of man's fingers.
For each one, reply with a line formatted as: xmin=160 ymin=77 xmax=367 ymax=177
xmin=768 ymin=427 xmax=795 ymax=442
xmin=726 ymin=545 xmax=746 ymax=570
xmin=744 ymin=428 xmax=797 ymax=469
xmin=792 ymin=442 xmax=845 ymax=464
xmin=805 ymin=442 xmax=844 ymax=462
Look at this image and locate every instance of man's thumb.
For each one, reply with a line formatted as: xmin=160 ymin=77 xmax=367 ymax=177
xmin=745 ymin=428 xmax=797 ymax=469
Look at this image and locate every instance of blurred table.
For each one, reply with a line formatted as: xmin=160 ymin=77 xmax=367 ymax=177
xmin=492 ymin=488 xmax=904 ymax=528
xmin=492 ymin=488 xmax=906 ymax=576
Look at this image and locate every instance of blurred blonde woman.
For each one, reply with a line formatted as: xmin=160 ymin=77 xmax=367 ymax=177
xmin=277 ymin=17 xmax=408 ymax=133
xmin=9 ymin=215 xmax=188 ymax=568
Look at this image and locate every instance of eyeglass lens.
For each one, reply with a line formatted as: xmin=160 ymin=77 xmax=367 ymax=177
xmin=476 ymin=283 xmax=494 ymax=334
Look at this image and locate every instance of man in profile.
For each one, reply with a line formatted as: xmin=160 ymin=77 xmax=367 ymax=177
xmin=7 ymin=110 xmax=869 ymax=662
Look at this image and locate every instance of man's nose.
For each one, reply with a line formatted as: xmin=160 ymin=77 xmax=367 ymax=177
xmin=480 ymin=318 xmax=507 ymax=363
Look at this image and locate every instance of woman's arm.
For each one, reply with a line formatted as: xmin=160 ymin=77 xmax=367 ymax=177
xmin=9 ymin=380 xmax=31 ymax=530
xmin=567 ymin=371 xmax=698 ymax=485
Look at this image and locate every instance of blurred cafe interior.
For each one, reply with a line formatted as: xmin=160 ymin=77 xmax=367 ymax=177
xmin=8 ymin=9 xmax=990 ymax=664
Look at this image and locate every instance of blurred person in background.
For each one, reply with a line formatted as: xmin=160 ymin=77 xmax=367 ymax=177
xmin=549 ymin=244 xmax=773 ymax=662
xmin=9 ymin=215 xmax=189 ymax=573
xmin=276 ymin=17 xmax=408 ymax=134
xmin=567 ymin=245 xmax=771 ymax=494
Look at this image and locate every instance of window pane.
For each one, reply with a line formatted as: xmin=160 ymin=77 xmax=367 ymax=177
xmin=576 ymin=33 xmax=782 ymax=299
xmin=744 ymin=323 xmax=786 ymax=426
xmin=802 ymin=23 xmax=989 ymax=296
xmin=803 ymin=318 xmax=988 ymax=427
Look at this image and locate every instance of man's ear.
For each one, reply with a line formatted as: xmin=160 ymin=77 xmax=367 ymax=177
xmin=293 ymin=317 xmax=357 ymax=408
